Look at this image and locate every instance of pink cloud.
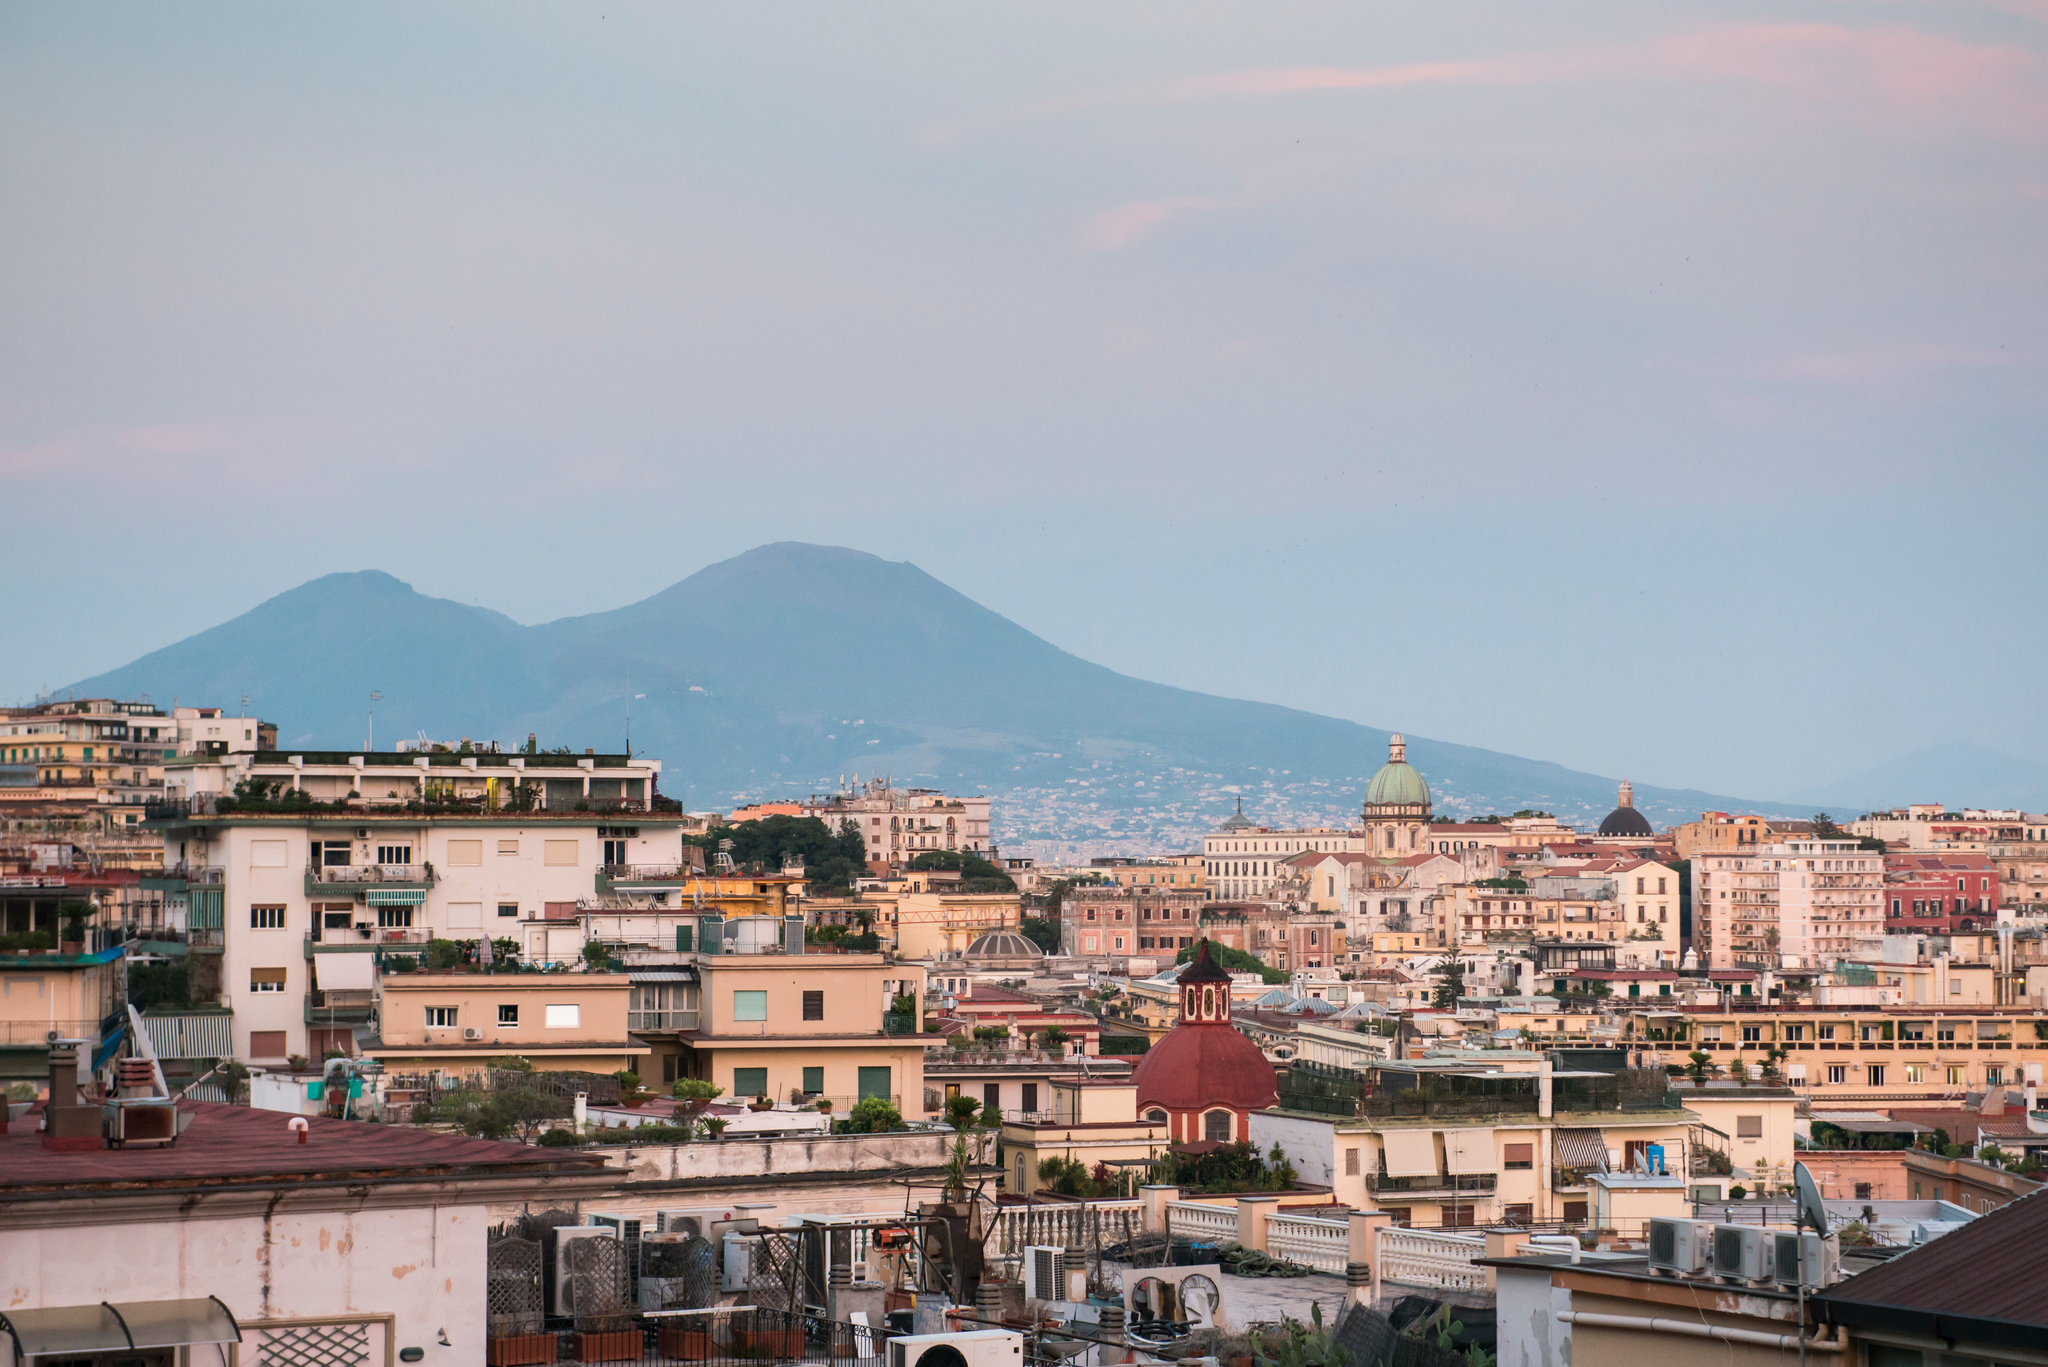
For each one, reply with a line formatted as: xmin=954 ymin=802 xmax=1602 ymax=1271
xmin=1080 ymin=196 xmax=1234 ymax=251
xmin=934 ymin=22 xmax=2048 ymax=144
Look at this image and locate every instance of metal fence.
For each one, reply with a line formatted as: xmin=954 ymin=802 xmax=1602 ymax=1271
xmin=487 ymin=1307 xmax=895 ymax=1367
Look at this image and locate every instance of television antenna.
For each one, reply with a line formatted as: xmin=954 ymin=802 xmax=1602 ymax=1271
xmin=367 ymin=691 xmax=383 ymax=752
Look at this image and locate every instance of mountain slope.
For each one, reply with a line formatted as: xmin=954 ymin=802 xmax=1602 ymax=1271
xmin=65 ymin=543 xmax=1808 ymax=850
xmin=1790 ymin=741 xmax=2048 ymax=815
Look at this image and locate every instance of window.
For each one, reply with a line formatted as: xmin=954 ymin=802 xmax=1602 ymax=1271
xmin=734 ymin=1067 xmax=768 ymax=1098
xmin=544 ymin=839 xmax=579 ymax=867
xmin=498 ymin=839 xmax=519 ymax=856
xmin=734 ymin=990 xmax=768 ymax=1022
xmin=802 ymin=1066 xmax=824 ymax=1095
xmin=318 ymin=840 xmax=353 ymax=867
xmin=378 ymin=906 xmax=414 ymax=928
xmin=1947 ymin=1066 xmax=1966 ymax=1085
xmin=250 ymin=906 xmax=286 ymax=929
xmin=1737 ymin=1115 xmax=1763 ymax=1138
xmin=983 ymin=1082 xmax=1001 ymax=1111
xmin=1741 ymin=1025 xmax=1761 ymax=1043
xmin=1828 ymin=1065 xmax=1847 ymax=1085
xmin=544 ymin=1003 xmax=580 ymax=1029
xmin=251 ymin=839 xmax=288 ymax=868
xmin=426 ymin=1006 xmax=457 ymax=1028
xmin=446 ymin=839 xmax=482 ymax=866
xmin=376 ymin=844 xmax=412 ymax=866
xmin=249 ymin=967 xmax=287 ymax=993
xmin=498 ymin=902 xmax=519 ymax=919
xmin=499 ymin=1004 xmax=519 ymax=1026
xmin=249 ymin=1030 xmax=288 ymax=1058
xmin=1503 ymin=1142 xmax=1534 ymax=1169
xmin=1818 ymin=1025 xmax=1836 ymax=1041
xmin=1853 ymin=1183 xmax=1873 ymax=1200
xmin=1204 ymin=1109 xmax=1234 ymax=1142
xmin=857 ymin=1066 xmax=892 ymax=1101
xmin=602 ymin=839 xmax=628 ymax=867
xmin=1867 ymin=1064 xmax=1886 ymax=1086
xmin=1344 ymin=1147 xmax=1361 ymax=1176
xmin=802 ymin=990 xmax=824 ymax=1021
xmin=1021 ymin=1082 xmax=1038 ymax=1113
xmin=1785 ymin=1024 xmax=1805 ymax=1041
xmin=1986 ymin=1065 xmax=2004 ymax=1086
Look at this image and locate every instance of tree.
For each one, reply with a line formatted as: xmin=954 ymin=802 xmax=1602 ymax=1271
xmin=944 ymin=1094 xmax=983 ymax=1130
xmin=907 ymin=849 xmax=1016 ymax=893
xmin=1686 ymin=1050 xmax=1718 ymax=1086
xmin=1175 ymin=941 xmax=1286 ymax=985
xmin=1432 ymin=957 xmax=1466 ymax=1008
xmin=838 ymin=1095 xmax=903 ymax=1133
xmin=1018 ymin=917 xmax=1062 ymax=953
xmin=430 ymin=1084 xmax=570 ymax=1144
xmin=687 ymin=815 xmax=869 ymax=894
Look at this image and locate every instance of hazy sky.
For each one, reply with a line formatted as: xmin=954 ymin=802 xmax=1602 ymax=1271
xmin=4 ymin=2 xmax=2045 ymax=801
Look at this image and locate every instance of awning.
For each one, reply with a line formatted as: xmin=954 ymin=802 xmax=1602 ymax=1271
xmin=365 ymin=889 xmax=425 ymax=906
xmin=314 ymin=954 xmax=376 ymax=991
xmin=1554 ymin=1127 xmax=1609 ymax=1170
xmin=1443 ymin=1129 xmax=1494 ymax=1175
xmin=630 ymin=969 xmax=699 ymax=984
xmin=1 ymin=1298 xmax=240 ymax=1360
xmin=1380 ymin=1128 xmax=1440 ymax=1178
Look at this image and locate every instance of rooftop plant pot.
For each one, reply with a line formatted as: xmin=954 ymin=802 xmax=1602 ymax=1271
xmin=657 ymin=1328 xmax=713 ymax=1360
xmin=486 ymin=1334 xmax=555 ymax=1367
xmin=572 ymin=1330 xmax=641 ymax=1363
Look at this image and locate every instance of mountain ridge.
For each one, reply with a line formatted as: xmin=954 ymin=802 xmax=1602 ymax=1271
xmin=65 ymin=543 xmax=1820 ymax=851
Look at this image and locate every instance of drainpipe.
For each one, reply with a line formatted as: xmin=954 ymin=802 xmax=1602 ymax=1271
xmin=1556 ymin=1311 xmax=1844 ymax=1352
xmin=1538 ymin=1057 xmax=1554 ymax=1120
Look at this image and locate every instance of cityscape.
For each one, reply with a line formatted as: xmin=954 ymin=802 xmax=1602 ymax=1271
xmin=5 ymin=7 xmax=2046 ymax=1367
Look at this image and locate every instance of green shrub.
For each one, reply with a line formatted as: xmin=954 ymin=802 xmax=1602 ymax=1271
xmin=536 ymin=1128 xmax=585 ymax=1147
xmin=836 ymin=1095 xmax=903 ymax=1134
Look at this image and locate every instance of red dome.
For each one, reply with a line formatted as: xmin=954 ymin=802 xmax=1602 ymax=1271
xmin=1131 ymin=1020 xmax=1279 ymax=1114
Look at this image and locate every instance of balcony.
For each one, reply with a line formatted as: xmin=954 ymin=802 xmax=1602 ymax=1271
xmin=141 ymin=864 xmax=225 ymax=892
xmin=627 ymin=1008 xmax=700 ymax=1032
xmin=883 ymin=1012 xmax=922 ymax=1036
xmin=304 ymin=863 xmax=435 ymax=894
xmin=306 ymin=989 xmax=375 ymax=1026
xmin=1365 ymin=1171 xmax=1497 ymax=1198
xmin=306 ymin=925 xmax=430 ymax=953
xmin=596 ymin=863 xmax=702 ymax=893
xmin=0 ymin=1018 xmax=107 ymax=1048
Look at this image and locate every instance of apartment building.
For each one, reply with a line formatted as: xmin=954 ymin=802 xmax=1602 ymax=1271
xmin=144 ymin=747 xmax=681 ymax=1063
xmin=1694 ymin=839 xmax=1884 ymax=970
xmin=1625 ymin=1007 xmax=2048 ymax=1102
xmin=369 ymin=970 xmax=642 ymax=1074
xmin=0 ymin=941 xmax=124 ymax=1085
xmin=0 ymin=699 xmax=267 ymax=837
xmin=1883 ymin=853 xmax=1999 ymax=933
xmin=1203 ymin=815 xmax=1364 ymax=902
xmin=799 ymin=778 xmax=992 ymax=868
xmin=1060 ymin=885 xmax=1206 ymax=958
xmin=655 ymin=952 xmax=931 ymax=1109
xmin=1671 ymin=811 xmax=1817 ymax=860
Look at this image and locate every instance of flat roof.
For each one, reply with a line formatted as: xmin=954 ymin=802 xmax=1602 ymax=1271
xmin=0 ymin=1100 xmax=603 ymax=1194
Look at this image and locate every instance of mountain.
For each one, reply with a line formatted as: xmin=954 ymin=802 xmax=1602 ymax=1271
xmin=1789 ymin=741 xmax=2048 ymax=816
xmin=65 ymin=542 xmax=1808 ymax=852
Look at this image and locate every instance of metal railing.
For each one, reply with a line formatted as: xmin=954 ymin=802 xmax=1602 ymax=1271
xmin=599 ymin=864 xmax=700 ymax=881
xmin=0 ymin=1018 xmax=103 ymax=1047
xmin=515 ymin=1306 xmax=893 ymax=1366
xmin=307 ymin=862 xmax=435 ymax=885
xmin=1366 ymin=1172 xmax=1497 ymax=1196
xmin=627 ymin=1008 xmax=700 ymax=1032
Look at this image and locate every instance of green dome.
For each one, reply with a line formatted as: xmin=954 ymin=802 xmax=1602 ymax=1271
xmin=1364 ymin=733 xmax=1431 ymax=808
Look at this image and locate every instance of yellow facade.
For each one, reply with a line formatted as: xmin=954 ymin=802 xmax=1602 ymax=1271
xmin=369 ymin=971 xmax=645 ymax=1075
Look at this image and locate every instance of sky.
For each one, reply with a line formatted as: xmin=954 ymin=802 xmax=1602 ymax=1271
xmin=3 ymin=1 xmax=2045 ymax=803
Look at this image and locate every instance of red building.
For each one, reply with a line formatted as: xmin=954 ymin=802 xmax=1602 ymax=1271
xmin=1129 ymin=940 xmax=1279 ymax=1145
xmin=1883 ymin=853 xmax=1999 ymax=933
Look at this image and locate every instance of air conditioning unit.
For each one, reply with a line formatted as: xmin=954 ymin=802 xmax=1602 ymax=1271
xmin=1772 ymin=1231 xmax=1838 ymax=1289
xmin=655 ymin=1207 xmax=735 ymax=1240
xmin=462 ymin=1026 xmax=483 ymax=1041
xmin=551 ymin=1227 xmax=624 ymax=1318
xmin=637 ymin=1233 xmax=699 ymax=1311
xmin=888 ymin=1330 xmax=1025 ymax=1367
xmin=1646 ymin=1219 xmax=1709 ymax=1276
xmin=1710 ymin=1224 xmax=1771 ymax=1283
xmin=722 ymin=1231 xmax=753 ymax=1293
xmin=1023 ymin=1246 xmax=1064 ymax=1302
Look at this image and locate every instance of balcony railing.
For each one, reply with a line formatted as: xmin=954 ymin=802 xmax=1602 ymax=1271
xmin=628 ymin=1008 xmax=701 ymax=1032
xmin=883 ymin=1013 xmax=922 ymax=1036
xmin=307 ymin=989 xmax=376 ymax=1025
xmin=599 ymin=863 xmax=701 ymax=883
xmin=0 ymin=1018 xmax=103 ymax=1047
xmin=306 ymin=862 xmax=435 ymax=887
xmin=1365 ymin=1171 xmax=1497 ymax=1197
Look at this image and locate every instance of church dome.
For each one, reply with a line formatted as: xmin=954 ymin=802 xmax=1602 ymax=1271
xmin=964 ymin=931 xmax=1044 ymax=965
xmin=1598 ymin=780 xmax=1654 ymax=838
xmin=1131 ymin=942 xmax=1279 ymax=1117
xmin=1364 ymin=733 xmax=1431 ymax=809
xmin=1218 ymin=798 xmax=1255 ymax=832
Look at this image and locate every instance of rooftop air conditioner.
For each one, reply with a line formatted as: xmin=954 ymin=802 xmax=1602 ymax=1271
xmin=1771 ymin=1231 xmax=1837 ymax=1289
xmin=1646 ymin=1219 xmax=1709 ymax=1277
xmin=888 ymin=1330 xmax=1025 ymax=1367
xmin=462 ymin=1026 xmax=483 ymax=1041
xmin=655 ymin=1207 xmax=737 ymax=1240
xmin=1023 ymin=1246 xmax=1064 ymax=1302
xmin=551 ymin=1227 xmax=625 ymax=1318
xmin=1710 ymin=1224 xmax=1771 ymax=1283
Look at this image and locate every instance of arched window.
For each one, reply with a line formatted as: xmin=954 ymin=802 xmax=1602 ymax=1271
xmin=1204 ymin=1109 xmax=1234 ymax=1142
xmin=1145 ymin=1108 xmax=1168 ymax=1124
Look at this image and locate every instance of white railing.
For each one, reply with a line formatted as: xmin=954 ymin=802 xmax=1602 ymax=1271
xmin=1266 ymin=1211 xmax=1349 ymax=1274
xmin=993 ymin=1200 xmax=1145 ymax=1256
xmin=1376 ymin=1227 xmax=1488 ymax=1292
xmin=1164 ymin=1200 xmax=1237 ymax=1244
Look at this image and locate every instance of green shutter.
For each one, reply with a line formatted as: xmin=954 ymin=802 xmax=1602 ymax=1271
xmin=802 ymin=1066 xmax=823 ymax=1095
xmin=675 ymin=925 xmax=693 ymax=951
xmin=857 ymin=1066 xmax=891 ymax=1102
xmin=734 ymin=1067 xmax=767 ymax=1098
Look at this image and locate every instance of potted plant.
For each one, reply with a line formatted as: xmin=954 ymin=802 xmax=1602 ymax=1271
xmin=702 ymin=1117 xmax=728 ymax=1137
xmin=59 ymin=908 xmax=87 ymax=955
xmin=656 ymin=1326 xmax=713 ymax=1360
xmin=487 ymin=1334 xmax=555 ymax=1367
xmin=737 ymin=1318 xmax=803 ymax=1359
xmin=571 ymin=1325 xmax=640 ymax=1363
xmin=748 ymin=1094 xmax=773 ymax=1112
xmin=816 ymin=1098 xmax=833 ymax=1115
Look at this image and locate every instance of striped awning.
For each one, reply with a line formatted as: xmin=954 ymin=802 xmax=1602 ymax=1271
xmin=1554 ymin=1127 xmax=1609 ymax=1169
xmin=144 ymin=1012 xmax=232 ymax=1061
xmin=365 ymin=889 xmax=425 ymax=906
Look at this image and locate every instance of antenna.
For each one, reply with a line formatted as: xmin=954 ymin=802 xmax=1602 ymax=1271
xmin=1792 ymin=1160 xmax=1827 ymax=1235
xmin=367 ymin=691 xmax=383 ymax=752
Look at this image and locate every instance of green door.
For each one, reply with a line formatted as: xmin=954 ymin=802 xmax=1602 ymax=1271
xmin=856 ymin=1066 xmax=892 ymax=1102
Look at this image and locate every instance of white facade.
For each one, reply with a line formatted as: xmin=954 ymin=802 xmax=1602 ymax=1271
xmin=800 ymin=779 xmax=992 ymax=865
xmin=1694 ymin=839 xmax=1884 ymax=971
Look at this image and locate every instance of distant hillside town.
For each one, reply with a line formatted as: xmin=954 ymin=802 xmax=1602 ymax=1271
xmin=6 ymin=695 xmax=2048 ymax=1365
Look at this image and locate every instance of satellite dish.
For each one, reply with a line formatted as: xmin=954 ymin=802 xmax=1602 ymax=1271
xmin=1793 ymin=1160 xmax=1828 ymax=1234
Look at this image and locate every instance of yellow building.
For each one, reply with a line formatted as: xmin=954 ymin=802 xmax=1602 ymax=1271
xmin=0 ymin=943 xmax=125 ymax=1085
xmin=813 ymin=886 xmax=1019 ymax=959
xmin=658 ymin=952 xmax=933 ymax=1109
xmin=368 ymin=971 xmax=645 ymax=1075
xmin=998 ymin=1081 xmax=1171 ymax=1196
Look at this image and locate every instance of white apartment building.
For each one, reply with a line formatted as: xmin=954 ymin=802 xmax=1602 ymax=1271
xmin=1694 ymin=839 xmax=1884 ymax=971
xmin=146 ymin=747 xmax=685 ymax=1063
xmin=799 ymin=778 xmax=992 ymax=866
